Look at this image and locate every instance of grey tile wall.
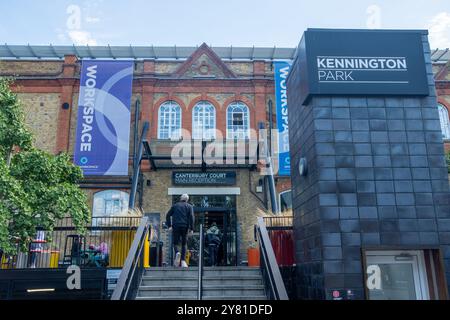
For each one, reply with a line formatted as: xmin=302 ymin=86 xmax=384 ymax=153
xmin=287 ymin=34 xmax=450 ymax=300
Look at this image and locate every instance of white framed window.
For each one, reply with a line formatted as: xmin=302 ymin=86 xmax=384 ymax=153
xmin=365 ymin=250 xmax=430 ymax=300
xmin=93 ymin=190 xmax=129 ymax=217
xmin=438 ymin=103 xmax=450 ymax=140
xmin=192 ymin=101 xmax=216 ymax=140
xmin=227 ymin=102 xmax=250 ymax=139
xmin=158 ymin=101 xmax=182 ymax=140
xmin=279 ymin=190 xmax=292 ymax=213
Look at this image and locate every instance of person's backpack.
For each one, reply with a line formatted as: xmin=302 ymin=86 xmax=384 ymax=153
xmin=206 ymin=232 xmax=221 ymax=246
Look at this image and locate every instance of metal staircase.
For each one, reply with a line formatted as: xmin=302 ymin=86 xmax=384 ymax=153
xmin=136 ymin=266 xmax=266 ymax=300
xmin=111 ymin=217 xmax=288 ymax=300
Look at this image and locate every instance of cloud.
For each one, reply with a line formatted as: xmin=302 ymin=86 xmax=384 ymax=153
xmin=68 ymin=30 xmax=97 ymax=45
xmin=85 ymin=16 xmax=100 ymax=23
xmin=427 ymin=12 xmax=450 ymax=49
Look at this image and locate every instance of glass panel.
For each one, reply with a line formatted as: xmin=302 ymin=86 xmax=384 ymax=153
xmin=280 ymin=190 xmax=292 ymax=213
xmin=171 ymin=195 xmax=237 ymax=266
xmin=438 ymin=104 xmax=450 ymax=139
xmin=158 ymin=101 xmax=181 ymax=140
xmin=368 ymin=263 xmax=417 ymax=300
xmin=227 ymin=102 xmax=249 ymax=139
xmin=192 ymin=101 xmax=216 ymax=140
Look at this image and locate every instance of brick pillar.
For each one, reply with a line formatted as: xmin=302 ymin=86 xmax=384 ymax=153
xmin=253 ymin=80 xmax=267 ymax=139
xmin=143 ymin=59 xmax=155 ymax=74
xmin=141 ymin=82 xmax=155 ymax=140
xmin=253 ymin=60 xmax=266 ymax=77
xmin=55 ymin=55 xmax=77 ymax=154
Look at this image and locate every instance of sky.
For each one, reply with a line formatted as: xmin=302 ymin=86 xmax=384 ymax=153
xmin=0 ymin=0 xmax=449 ymax=49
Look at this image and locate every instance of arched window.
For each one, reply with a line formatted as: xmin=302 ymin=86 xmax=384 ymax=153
xmin=192 ymin=101 xmax=216 ymax=140
xmin=93 ymin=190 xmax=129 ymax=217
xmin=438 ymin=103 xmax=450 ymax=140
xmin=279 ymin=190 xmax=292 ymax=213
xmin=158 ymin=101 xmax=182 ymax=140
xmin=227 ymin=102 xmax=250 ymax=139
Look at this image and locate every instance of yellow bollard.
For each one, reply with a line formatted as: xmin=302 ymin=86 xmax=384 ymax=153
xmin=49 ymin=251 xmax=59 ymax=268
xmin=144 ymin=231 xmax=150 ymax=268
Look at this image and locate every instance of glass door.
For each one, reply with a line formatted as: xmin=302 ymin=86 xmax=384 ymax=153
xmin=365 ymin=250 xmax=430 ymax=300
xmin=171 ymin=195 xmax=237 ymax=266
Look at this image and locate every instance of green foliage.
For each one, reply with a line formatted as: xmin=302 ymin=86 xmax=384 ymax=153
xmin=446 ymin=151 xmax=450 ymax=174
xmin=0 ymin=78 xmax=33 ymax=161
xmin=0 ymin=78 xmax=90 ymax=254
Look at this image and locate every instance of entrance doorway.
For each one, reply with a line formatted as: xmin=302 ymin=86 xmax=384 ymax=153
xmin=171 ymin=195 xmax=237 ymax=266
xmin=365 ymin=250 xmax=430 ymax=300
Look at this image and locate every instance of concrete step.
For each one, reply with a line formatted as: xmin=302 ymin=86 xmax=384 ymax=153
xmin=140 ymin=276 xmax=198 ymax=287
xmin=202 ymin=285 xmax=265 ymax=296
xmin=137 ymin=266 xmax=267 ymax=300
xmin=203 ymin=276 xmax=263 ymax=286
xmin=136 ymin=296 xmax=197 ymax=300
xmin=137 ymin=285 xmax=198 ymax=298
xmin=202 ymin=295 xmax=267 ymax=300
xmin=203 ymin=270 xmax=261 ymax=277
xmin=140 ymin=278 xmax=262 ymax=288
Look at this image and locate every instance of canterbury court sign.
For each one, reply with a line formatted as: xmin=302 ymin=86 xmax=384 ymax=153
xmin=274 ymin=61 xmax=291 ymax=176
xmin=74 ymin=60 xmax=134 ymax=176
xmin=172 ymin=172 xmax=237 ymax=186
xmin=292 ymin=29 xmax=430 ymax=104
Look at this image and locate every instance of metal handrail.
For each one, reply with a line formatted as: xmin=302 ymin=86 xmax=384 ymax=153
xmin=197 ymin=224 xmax=204 ymax=300
xmin=255 ymin=217 xmax=289 ymax=300
xmin=111 ymin=216 xmax=150 ymax=300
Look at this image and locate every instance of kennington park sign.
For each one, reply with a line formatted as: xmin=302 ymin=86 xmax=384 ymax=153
xmin=293 ymin=29 xmax=430 ymax=104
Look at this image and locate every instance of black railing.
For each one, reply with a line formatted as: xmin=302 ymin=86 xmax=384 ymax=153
xmin=263 ymin=216 xmax=293 ymax=231
xmin=255 ymin=217 xmax=289 ymax=300
xmin=111 ymin=216 xmax=150 ymax=300
xmin=0 ymin=217 xmax=140 ymax=270
xmin=197 ymin=224 xmax=204 ymax=300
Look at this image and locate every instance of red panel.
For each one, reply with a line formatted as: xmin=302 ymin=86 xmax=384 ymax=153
xmin=269 ymin=230 xmax=295 ymax=266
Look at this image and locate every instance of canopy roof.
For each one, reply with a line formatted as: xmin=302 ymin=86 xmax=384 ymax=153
xmin=0 ymin=44 xmax=296 ymax=61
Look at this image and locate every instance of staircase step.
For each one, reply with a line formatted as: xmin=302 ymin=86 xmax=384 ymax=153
xmin=141 ymin=277 xmax=198 ymax=286
xmin=202 ymin=295 xmax=267 ymax=300
xmin=137 ymin=266 xmax=267 ymax=300
xmin=138 ymin=285 xmax=198 ymax=291
xmin=136 ymin=296 xmax=197 ymax=301
xmin=137 ymin=286 xmax=198 ymax=299
xmin=203 ymin=277 xmax=262 ymax=286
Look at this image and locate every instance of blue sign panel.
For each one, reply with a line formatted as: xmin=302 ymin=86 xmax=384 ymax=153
xmin=274 ymin=61 xmax=291 ymax=176
xmin=291 ymin=29 xmax=429 ymax=104
xmin=74 ymin=60 xmax=134 ymax=176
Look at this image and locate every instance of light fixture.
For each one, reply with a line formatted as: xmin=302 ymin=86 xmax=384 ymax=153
xmin=394 ymin=253 xmax=413 ymax=261
xmin=299 ymin=157 xmax=308 ymax=176
xmin=27 ymin=288 xmax=55 ymax=293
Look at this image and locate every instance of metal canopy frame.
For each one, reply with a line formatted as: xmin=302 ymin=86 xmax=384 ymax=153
xmin=141 ymin=140 xmax=259 ymax=171
xmin=0 ymin=44 xmax=448 ymax=63
xmin=0 ymin=44 xmax=296 ymax=61
xmin=129 ymin=121 xmax=259 ymax=208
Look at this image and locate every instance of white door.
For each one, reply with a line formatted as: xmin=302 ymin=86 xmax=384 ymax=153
xmin=366 ymin=250 xmax=430 ymax=300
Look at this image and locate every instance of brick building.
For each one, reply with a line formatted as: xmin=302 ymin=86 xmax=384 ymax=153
xmin=0 ymin=43 xmax=294 ymax=265
xmin=0 ymin=44 xmax=448 ymax=267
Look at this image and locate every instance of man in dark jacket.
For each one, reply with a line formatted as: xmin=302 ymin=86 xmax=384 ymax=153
xmin=166 ymin=194 xmax=194 ymax=267
xmin=206 ymin=222 xmax=221 ymax=266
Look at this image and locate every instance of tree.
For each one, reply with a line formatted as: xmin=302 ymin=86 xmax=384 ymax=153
xmin=0 ymin=78 xmax=90 ymax=254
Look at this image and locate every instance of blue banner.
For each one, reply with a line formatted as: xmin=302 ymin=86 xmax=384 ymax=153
xmin=274 ymin=61 xmax=291 ymax=176
xmin=74 ymin=60 xmax=134 ymax=176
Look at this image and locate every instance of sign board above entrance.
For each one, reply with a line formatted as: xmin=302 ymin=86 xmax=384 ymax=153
xmin=289 ymin=29 xmax=429 ymax=104
xmin=172 ymin=172 xmax=236 ymax=186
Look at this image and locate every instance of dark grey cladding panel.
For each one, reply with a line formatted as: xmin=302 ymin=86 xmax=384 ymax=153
xmin=288 ymin=29 xmax=450 ymax=300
